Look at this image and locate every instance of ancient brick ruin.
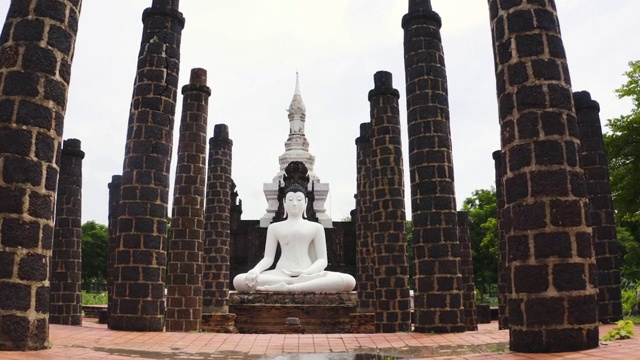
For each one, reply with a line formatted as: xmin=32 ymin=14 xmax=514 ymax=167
xmin=355 ymin=122 xmax=375 ymax=313
xmin=457 ymin=211 xmax=477 ymax=331
xmin=402 ymin=0 xmax=466 ymax=333
xmin=0 ymin=0 xmax=625 ymax=354
xmin=0 ymin=0 xmax=82 ymax=350
xmin=165 ymin=68 xmax=210 ymax=332
xmin=488 ymin=0 xmax=599 ymax=352
xmin=492 ymin=150 xmax=509 ymax=330
xmin=202 ymin=124 xmax=233 ymax=315
xmin=110 ymin=0 xmax=184 ymax=331
xmin=367 ymin=71 xmax=412 ymax=333
xmin=107 ymin=174 xmax=122 ymax=329
xmin=574 ymin=91 xmax=622 ymax=323
xmin=50 ymin=139 xmax=85 ymax=326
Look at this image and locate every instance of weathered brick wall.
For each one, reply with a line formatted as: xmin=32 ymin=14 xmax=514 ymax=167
xmin=50 ymin=139 xmax=84 ymax=326
xmin=488 ymin=0 xmax=599 ymax=352
xmin=165 ymin=68 xmax=210 ymax=331
xmin=0 ymin=0 xmax=82 ymax=350
xmin=355 ymin=122 xmax=375 ymax=313
xmin=402 ymin=0 xmax=465 ymax=333
xmin=203 ymin=124 xmax=233 ymax=313
xmin=368 ymin=71 xmax=412 ymax=333
xmin=111 ymin=0 xmax=184 ymax=332
xmin=574 ymin=91 xmax=622 ymax=323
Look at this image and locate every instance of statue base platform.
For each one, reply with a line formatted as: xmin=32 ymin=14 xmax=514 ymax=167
xmin=229 ymin=291 xmax=359 ymax=334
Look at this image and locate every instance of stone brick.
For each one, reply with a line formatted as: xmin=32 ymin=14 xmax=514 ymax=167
xmin=514 ymin=265 xmax=548 ymax=293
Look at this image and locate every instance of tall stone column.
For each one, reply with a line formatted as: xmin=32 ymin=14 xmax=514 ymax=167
xmin=368 ymin=71 xmax=412 ymax=333
xmin=165 ymin=69 xmax=210 ymax=332
xmin=457 ymin=211 xmax=477 ymax=331
xmin=107 ymin=174 xmax=122 ymax=329
xmin=203 ymin=124 xmax=233 ymax=314
xmin=355 ymin=122 xmax=375 ymax=313
xmin=50 ymin=139 xmax=85 ymax=326
xmin=488 ymin=1 xmax=598 ymax=352
xmin=492 ymin=150 xmax=509 ymax=330
xmin=574 ymin=91 xmax=622 ymax=323
xmin=111 ymin=0 xmax=184 ymax=332
xmin=0 ymin=0 xmax=82 ymax=350
xmin=402 ymin=0 xmax=465 ymax=333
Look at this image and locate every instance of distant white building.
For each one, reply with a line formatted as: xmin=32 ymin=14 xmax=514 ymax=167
xmin=260 ymin=74 xmax=332 ymax=228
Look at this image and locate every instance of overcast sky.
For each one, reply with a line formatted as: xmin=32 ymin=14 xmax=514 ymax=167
xmin=2 ymin=1 xmax=639 ymax=225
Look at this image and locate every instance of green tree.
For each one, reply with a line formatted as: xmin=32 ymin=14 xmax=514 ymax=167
xmin=81 ymin=221 xmax=109 ymax=287
xmin=604 ymin=60 xmax=640 ymax=290
xmin=461 ymin=188 xmax=498 ymax=301
xmin=604 ymin=60 xmax=640 ymax=223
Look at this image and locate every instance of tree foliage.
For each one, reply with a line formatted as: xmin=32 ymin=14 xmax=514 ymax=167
xmin=604 ymin=60 xmax=640 ymax=222
xmin=81 ymin=220 xmax=109 ymax=285
xmin=461 ymin=188 xmax=498 ymax=299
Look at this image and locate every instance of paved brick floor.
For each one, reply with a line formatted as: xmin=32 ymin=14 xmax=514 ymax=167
xmin=0 ymin=320 xmax=638 ymax=359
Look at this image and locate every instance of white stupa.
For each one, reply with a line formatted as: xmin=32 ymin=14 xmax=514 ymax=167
xmin=260 ymin=73 xmax=332 ymax=228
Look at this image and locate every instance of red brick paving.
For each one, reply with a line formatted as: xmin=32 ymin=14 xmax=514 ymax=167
xmin=0 ymin=320 xmax=637 ymax=359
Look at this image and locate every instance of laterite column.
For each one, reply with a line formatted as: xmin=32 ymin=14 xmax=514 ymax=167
xmin=493 ymin=150 xmax=509 ymax=330
xmin=574 ymin=91 xmax=622 ymax=323
xmin=355 ymin=122 xmax=375 ymax=313
xmin=402 ymin=0 xmax=465 ymax=333
xmin=107 ymin=174 xmax=122 ymax=328
xmin=165 ymin=69 xmax=210 ymax=332
xmin=488 ymin=0 xmax=598 ymax=352
xmin=457 ymin=211 xmax=477 ymax=331
xmin=111 ymin=0 xmax=184 ymax=331
xmin=0 ymin=0 xmax=82 ymax=350
xmin=203 ymin=124 xmax=233 ymax=314
xmin=368 ymin=71 xmax=412 ymax=333
xmin=50 ymin=139 xmax=85 ymax=326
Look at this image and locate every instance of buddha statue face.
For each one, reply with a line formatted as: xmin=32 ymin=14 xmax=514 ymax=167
xmin=283 ymin=184 xmax=307 ymax=218
xmin=285 ymin=191 xmax=306 ymax=217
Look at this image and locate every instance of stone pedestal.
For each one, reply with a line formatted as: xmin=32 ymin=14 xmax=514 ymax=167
xmin=228 ymin=292 xmax=357 ymax=334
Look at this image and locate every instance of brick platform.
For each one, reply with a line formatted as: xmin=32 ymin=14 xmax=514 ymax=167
xmin=228 ymin=292 xmax=359 ymax=334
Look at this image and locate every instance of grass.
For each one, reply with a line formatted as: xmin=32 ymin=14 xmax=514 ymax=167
xmin=82 ymin=291 xmax=108 ymax=305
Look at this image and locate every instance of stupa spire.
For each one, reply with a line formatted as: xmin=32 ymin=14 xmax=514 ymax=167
xmin=260 ymin=73 xmax=332 ymax=228
xmin=288 ymin=72 xmax=306 ymax=117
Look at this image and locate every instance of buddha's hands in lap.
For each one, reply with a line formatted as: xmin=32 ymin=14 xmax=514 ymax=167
xmin=281 ymin=269 xmax=308 ymax=277
xmin=245 ymin=271 xmax=260 ymax=289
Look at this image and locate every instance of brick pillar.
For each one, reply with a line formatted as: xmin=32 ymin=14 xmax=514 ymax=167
xmin=574 ymin=91 xmax=622 ymax=323
xmin=355 ymin=122 xmax=375 ymax=313
xmin=107 ymin=174 xmax=122 ymax=329
xmin=402 ymin=0 xmax=465 ymax=333
xmin=457 ymin=211 xmax=477 ymax=331
xmin=50 ymin=139 xmax=85 ymax=326
xmin=0 ymin=0 xmax=82 ymax=350
xmin=488 ymin=1 xmax=599 ymax=352
xmin=165 ymin=69 xmax=210 ymax=332
xmin=203 ymin=124 xmax=233 ymax=314
xmin=492 ymin=150 xmax=509 ymax=330
xmin=110 ymin=0 xmax=184 ymax=332
xmin=368 ymin=71 xmax=412 ymax=333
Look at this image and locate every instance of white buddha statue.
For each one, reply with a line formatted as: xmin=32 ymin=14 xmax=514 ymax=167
xmin=233 ymin=184 xmax=356 ymax=292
